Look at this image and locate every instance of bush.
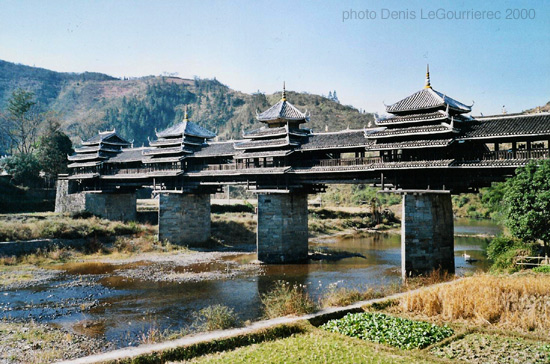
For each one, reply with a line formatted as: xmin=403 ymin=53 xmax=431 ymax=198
xmin=261 ymin=281 xmax=317 ymax=318
xmin=533 ymin=265 xmax=550 ymax=273
xmin=487 ymin=235 xmax=537 ymax=272
xmin=193 ymin=305 xmax=239 ymax=331
xmin=321 ymin=312 xmax=453 ymax=350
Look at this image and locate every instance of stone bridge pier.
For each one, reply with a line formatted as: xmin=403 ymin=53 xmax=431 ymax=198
xmin=401 ymin=191 xmax=455 ymax=278
xmin=256 ymin=193 xmax=308 ymax=264
xmin=158 ymin=193 xmax=211 ymax=246
xmin=55 ymin=178 xmax=137 ymax=221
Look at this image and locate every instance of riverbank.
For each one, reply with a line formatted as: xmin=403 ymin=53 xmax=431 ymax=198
xmin=0 ymin=210 xmax=499 ymax=363
xmin=53 ymin=272 xmax=550 ymax=364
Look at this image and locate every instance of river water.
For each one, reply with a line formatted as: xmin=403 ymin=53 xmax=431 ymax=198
xmin=0 ymin=218 xmax=500 ymax=347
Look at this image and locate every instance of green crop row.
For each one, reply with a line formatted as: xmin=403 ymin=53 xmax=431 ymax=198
xmin=320 ymin=312 xmax=453 ymax=350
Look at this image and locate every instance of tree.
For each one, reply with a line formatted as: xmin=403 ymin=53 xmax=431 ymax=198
xmin=0 ymin=152 xmax=41 ymax=186
xmin=37 ymin=116 xmax=73 ymax=179
xmin=0 ymin=89 xmax=41 ymax=155
xmin=503 ymin=160 xmax=550 ymax=256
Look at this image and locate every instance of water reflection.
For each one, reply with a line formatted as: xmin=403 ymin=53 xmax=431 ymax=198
xmin=0 ymin=218 xmax=500 ymax=347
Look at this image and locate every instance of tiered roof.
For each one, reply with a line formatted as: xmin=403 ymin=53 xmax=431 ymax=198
xmin=144 ymin=109 xmax=216 ymax=165
xmin=256 ymin=84 xmax=310 ymax=124
xmin=383 ymin=66 xmax=472 ymax=117
xmin=236 ymin=85 xmax=310 ymax=160
xmin=366 ymin=66 xmax=473 ymax=151
xmin=68 ymin=130 xmax=131 ymax=172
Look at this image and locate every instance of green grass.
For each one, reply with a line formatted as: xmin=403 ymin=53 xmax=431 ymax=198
xmin=184 ymin=329 xmax=440 ymax=364
xmin=321 ymin=312 xmax=454 ymax=350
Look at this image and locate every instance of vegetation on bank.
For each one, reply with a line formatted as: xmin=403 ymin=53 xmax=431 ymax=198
xmin=321 ymin=312 xmax=454 ymax=350
xmin=484 ymin=160 xmax=550 ymax=272
xmin=396 ymin=273 xmax=550 ymax=333
xmin=0 ymin=213 xmax=146 ymax=242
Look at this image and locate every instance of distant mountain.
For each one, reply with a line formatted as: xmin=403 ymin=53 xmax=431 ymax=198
xmin=525 ymin=101 xmax=550 ymax=114
xmin=0 ymin=60 xmax=374 ymax=147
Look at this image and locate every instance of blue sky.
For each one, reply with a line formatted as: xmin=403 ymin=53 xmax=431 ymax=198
xmin=1 ymin=0 xmax=549 ymax=115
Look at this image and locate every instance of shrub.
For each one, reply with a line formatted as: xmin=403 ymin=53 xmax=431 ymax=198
xmin=261 ymin=281 xmax=317 ymax=318
xmin=487 ymin=235 xmax=537 ymax=272
xmin=533 ymin=265 xmax=550 ymax=273
xmin=321 ymin=312 xmax=453 ymax=350
xmin=193 ymin=305 xmax=239 ymax=331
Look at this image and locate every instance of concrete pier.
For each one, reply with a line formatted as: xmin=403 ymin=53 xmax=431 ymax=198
xmin=401 ymin=191 xmax=455 ymax=278
xmin=257 ymin=193 xmax=308 ymax=263
xmin=158 ymin=193 xmax=211 ymax=246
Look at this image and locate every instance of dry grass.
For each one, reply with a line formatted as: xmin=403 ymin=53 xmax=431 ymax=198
xmin=0 ymin=213 xmax=150 ymax=242
xmin=321 ymin=286 xmax=380 ymax=308
xmin=399 ymin=273 xmax=550 ymax=332
xmin=262 ymin=281 xmax=317 ymax=319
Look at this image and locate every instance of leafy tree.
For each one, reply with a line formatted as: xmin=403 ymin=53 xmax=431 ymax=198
xmin=0 ymin=152 xmax=41 ymax=186
xmin=503 ymin=160 xmax=550 ymax=255
xmin=37 ymin=116 xmax=73 ymax=179
xmin=0 ymin=89 xmax=41 ymax=155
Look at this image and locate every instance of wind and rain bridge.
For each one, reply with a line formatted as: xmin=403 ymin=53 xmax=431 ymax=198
xmin=56 ymin=70 xmax=550 ymax=277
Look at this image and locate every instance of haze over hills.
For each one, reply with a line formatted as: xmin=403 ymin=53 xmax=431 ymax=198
xmin=0 ymin=60 xmax=374 ymax=148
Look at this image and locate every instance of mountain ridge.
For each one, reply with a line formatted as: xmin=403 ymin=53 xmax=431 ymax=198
xmin=0 ymin=60 xmax=374 ymax=148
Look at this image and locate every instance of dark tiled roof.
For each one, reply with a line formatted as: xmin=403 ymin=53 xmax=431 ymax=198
xmin=143 ymin=156 xmax=184 ymax=164
xmin=453 ymin=159 xmax=532 ymax=168
xmin=81 ymin=130 xmax=131 ymax=146
xmin=234 ymin=150 xmax=294 ymax=159
xmin=372 ymin=159 xmax=455 ymax=169
xmin=243 ymin=126 xmax=310 ymax=139
xmin=460 ymin=113 xmax=550 ymax=139
xmin=68 ymin=153 xmax=106 ymax=161
xmin=156 ymin=121 xmax=216 ymax=139
xmin=366 ymin=124 xmax=455 ymax=138
xmin=105 ymin=148 xmax=149 ymax=163
xmin=386 ymin=88 xmax=471 ymax=114
xmin=67 ymin=161 xmax=102 ymax=168
xmin=299 ymin=130 xmax=370 ymax=150
xmin=191 ymin=142 xmax=237 ymax=157
xmin=234 ymin=137 xmax=298 ymax=150
xmin=370 ymin=139 xmax=453 ymax=150
xmin=142 ymin=146 xmax=194 ymax=156
xmin=257 ymin=99 xmax=309 ymax=122
xmin=375 ymin=111 xmax=449 ymax=126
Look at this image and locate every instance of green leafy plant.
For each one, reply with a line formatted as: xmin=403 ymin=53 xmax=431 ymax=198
xmin=321 ymin=312 xmax=453 ymax=350
xmin=533 ymin=265 xmax=550 ymax=273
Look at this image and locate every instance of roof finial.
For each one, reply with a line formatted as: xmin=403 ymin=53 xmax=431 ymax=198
xmin=183 ymin=105 xmax=189 ymax=121
xmin=424 ymin=64 xmax=432 ymax=89
xmin=282 ymin=81 xmax=287 ymax=101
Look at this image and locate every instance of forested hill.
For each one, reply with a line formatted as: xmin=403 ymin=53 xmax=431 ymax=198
xmin=0 ymin=60 xmax=374 ymax=147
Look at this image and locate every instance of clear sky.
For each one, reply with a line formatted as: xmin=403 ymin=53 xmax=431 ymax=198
xmin=1 ymin=0 xmax=549 ymax=115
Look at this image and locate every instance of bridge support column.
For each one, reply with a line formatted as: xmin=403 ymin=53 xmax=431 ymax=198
xmin=257 ymin=193 xmax=308 ymax=263
xmin=55 ymin=178 xmax=137 ymax=221
xmin=158 ymin=193 xmax=211 ymax=246
xmin=401 ymin=191 xmax=454 ymax=278
xmin=85 ymin=192 xmax=137 ymax=221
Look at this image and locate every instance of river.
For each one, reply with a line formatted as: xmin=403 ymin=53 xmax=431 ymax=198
xmin=0 ymin=218 xmax=501 ymax=347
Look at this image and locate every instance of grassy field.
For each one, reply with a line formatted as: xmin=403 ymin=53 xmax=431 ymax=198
xmin=159 ymin=273 xmax=550 ymax=364
xmin=180 ymin=328 xmax=443 ymax=364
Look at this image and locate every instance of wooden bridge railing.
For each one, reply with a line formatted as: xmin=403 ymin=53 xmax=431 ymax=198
xmin=483 ymin=149 xmax=550 ymax=161
xmin=295 ymin=156 xmax=383 ymax=168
